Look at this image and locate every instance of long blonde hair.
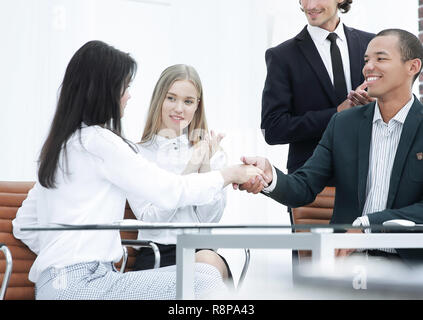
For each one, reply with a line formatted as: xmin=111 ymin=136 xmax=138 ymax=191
xmin=141 ymin=64 xmax=208 ymax=145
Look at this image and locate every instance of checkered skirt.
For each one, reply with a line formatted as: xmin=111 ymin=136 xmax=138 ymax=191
xmin=35 ymin=261 xmax=226 ymax=300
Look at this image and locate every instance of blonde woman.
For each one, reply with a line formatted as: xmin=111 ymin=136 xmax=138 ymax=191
xmin=128 ymin=64 xmax=232 ymax=283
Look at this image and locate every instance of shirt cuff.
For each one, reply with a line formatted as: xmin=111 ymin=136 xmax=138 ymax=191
xmin=352 ymin=215 xmax=370 ymax=227
xmin=262 ymin=165 xmax=277 ymax=194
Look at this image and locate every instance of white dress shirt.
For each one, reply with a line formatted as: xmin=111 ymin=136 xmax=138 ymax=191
xmin=12 ymin=125 xmax=224 ymax=283
xmin=127 ymin=134 xmax=227 ymax=244
xmin=307 ymin=21 xmax=352 ymax=94
xmin=353 ymin=97 xmax=414 ymax=254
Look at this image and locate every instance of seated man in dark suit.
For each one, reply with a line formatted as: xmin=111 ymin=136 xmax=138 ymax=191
xmin=239 ymin=28 xmax=423 ymax=266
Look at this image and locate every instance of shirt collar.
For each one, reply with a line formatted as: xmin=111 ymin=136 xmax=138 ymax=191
xmin=153 ymin=133 xmax=190 ymax=148
xmin=373 ymin=96 xmax=414 ymax=125
xmin=307 ymin=21 xmax=346 ymax=45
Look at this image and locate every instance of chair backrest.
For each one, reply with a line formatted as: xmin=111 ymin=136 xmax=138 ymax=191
xmin=291 ymin=187 xmax=335 ymax=259
xmin=0 ymin=181 xmax=36 ymax=300
xmin=0 ymin=181 xmax=139 ymax=299
xmin=114 ymin=202 xmax=138 ymax=271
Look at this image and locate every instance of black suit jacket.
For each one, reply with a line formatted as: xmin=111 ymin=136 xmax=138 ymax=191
xmin=261 ymin=25 xmax=375 ymax=173
xmin=266 ymin=97 xmax=423 ymax=264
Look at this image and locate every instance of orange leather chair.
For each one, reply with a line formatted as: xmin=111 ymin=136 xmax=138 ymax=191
xmin=0 ymin=181 xmax=36 ymax=299
xmin=291 ymin=187 xmax=335 ymax=260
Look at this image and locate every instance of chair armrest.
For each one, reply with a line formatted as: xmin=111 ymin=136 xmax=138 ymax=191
xmin=0 ymin=243 xmax=13 ymax=300
xmin=237 ymin=248 xmax=250 ymax=290
xmin=119 ymin=240 xmax=161 ymax=273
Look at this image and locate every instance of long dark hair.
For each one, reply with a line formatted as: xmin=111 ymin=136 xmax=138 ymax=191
xmin=38 ymin=40 xmax=137 ymax=188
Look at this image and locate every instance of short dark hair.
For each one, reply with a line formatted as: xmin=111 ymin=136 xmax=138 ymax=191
xmin=338 ymin=0 xmax=352 ymax=13
xmin=376 ymin=28 xmax=423 ymax=82
xmin=38 ymin=40 xmax=137 ymax=188
xmin=299 ymin=0 xmax=352 ymax=13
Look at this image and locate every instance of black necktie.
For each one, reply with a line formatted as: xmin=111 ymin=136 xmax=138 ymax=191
xmin=327 ymin=33 xmax=348 ymax=105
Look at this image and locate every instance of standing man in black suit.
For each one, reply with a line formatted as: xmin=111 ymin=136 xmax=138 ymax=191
xmin=261 ymin=0 xmax=375 ymax=175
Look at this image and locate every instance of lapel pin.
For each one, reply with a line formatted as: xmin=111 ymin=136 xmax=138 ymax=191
xmin=417 ymin=152 xmax=423 ymax=160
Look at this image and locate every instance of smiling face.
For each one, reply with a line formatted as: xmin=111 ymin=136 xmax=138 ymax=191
xmin=300 ymin=0 xmax=342 ymax=31
xmin=159 ymin=80 xmax=199 ymax=136
xmin=363 ymin=35 xmax=415 ymax=101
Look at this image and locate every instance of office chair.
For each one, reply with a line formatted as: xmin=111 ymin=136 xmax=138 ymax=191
xmin=291 ymin=187 xmax=335 ymax=261
xmin=0 ymin=181 xmax=37 ymax=299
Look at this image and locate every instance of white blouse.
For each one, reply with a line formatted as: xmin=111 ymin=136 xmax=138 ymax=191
xmin=127 ymin=134 xmax=227 ymax=244
xmin=12 ymin=126 xmax=224 ymax=283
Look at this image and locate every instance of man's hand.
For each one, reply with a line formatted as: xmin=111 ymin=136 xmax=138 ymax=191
xmin=347 ymin=81 xmax=375 ymax=106
xmin=334 ymin=228 xmax=363 ymax=257
xmin=337 ymin=81 xmax=376 ymax=112
xmin=233 ymin=156 xmax=273 ymax=194
xmin=337 ymin=98 xmax=354 ymax=113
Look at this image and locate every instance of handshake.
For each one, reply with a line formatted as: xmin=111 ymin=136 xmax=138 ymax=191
xmin=220 ymin=156 xmax=274 ymax=194
xmin=188 ymin=131 xmax=274 ymax=193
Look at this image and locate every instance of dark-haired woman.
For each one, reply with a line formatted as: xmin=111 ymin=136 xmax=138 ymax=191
xmin=12 ymin=40 xmax=268 ymax=300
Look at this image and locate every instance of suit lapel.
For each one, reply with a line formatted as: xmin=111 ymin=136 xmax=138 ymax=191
xmin=386 ymin=98 xmax=423 ymax=208
xmin=357 ymin=103 xmax=375 ymax=213
xmin=296 ymin=26 xmax=338 ymax=106
xmin=343 ymin=25 xmax=362 ymax=90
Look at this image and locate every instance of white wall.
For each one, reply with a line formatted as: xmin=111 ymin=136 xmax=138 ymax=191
xmin=0 ymin=0 xmax=418 ymax=296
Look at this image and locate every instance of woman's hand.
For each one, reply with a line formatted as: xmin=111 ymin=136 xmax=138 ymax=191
xmin=198 ymin=130 xmax=225 ymax=173
xmin=205 ymin=130 xmax=225 ymax=159
xmin=184 ymin=130 xmax=225 ymax=174
xmin=182 ymin=140 xmax=210 ymax=175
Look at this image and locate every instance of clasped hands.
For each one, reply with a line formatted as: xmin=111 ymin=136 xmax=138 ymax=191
xmin=182 ymin=132 xmax=271 ymax=188
xmin=183 ymin=130 xmax=225 ymax=175
xmin=232 ymin=156 xmax=273 ymax=194
xmin=184 ymin=132 xmax=271 ymax=188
